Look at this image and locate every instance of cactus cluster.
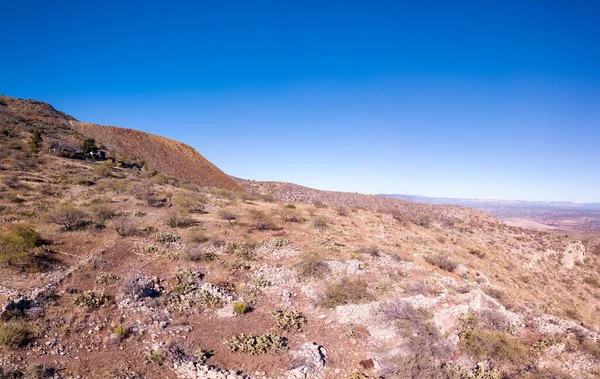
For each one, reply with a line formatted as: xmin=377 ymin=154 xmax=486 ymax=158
xmin=224 ymin=333 xmax=287 ymax=355
xmin=269 ymin=308 xmax=307 ymax=332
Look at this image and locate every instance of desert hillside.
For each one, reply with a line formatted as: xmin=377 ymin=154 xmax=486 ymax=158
xmin=71 ymin=122 xmax=240 ymax=191
xmin=0 ymin=94 xmax=239 ymax=191
xmin=0 ymin=96 xmax=599 ymax=379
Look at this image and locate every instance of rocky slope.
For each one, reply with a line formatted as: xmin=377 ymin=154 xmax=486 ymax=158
xmin=0 ymin=94 xmax=240 ymax=191
xmin=0 ymin=96 xmax=599 ymax=378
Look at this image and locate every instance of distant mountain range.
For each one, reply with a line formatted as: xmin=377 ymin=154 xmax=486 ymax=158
xmin=379 ymin=194 xmax=600 ymax=210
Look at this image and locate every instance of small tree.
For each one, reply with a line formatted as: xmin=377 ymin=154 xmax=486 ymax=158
xmin=217 ymin=209 xmax=237 ymax=224
xmin=81 ymin=138 xmax=99 ymax=154
xmin=28 ymin=129 xmax=43 ymax=153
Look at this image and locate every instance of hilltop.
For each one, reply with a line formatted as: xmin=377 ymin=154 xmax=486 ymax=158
xmin=0 ymin=95 xmax=240 ymax=191
xmin=0 ymin=95 xmax=599 ymax=378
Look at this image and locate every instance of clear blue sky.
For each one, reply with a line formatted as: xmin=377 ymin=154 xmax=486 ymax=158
xmin=1 ymin=1 xmax=599 ymax=202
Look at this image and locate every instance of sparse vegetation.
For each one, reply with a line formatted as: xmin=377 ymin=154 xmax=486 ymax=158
xmin=0 ymin=95 xmax=599 ymax=378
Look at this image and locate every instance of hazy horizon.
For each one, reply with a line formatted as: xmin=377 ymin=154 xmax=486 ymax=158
xmin=2 ymin=1 xmax=599 ymax=203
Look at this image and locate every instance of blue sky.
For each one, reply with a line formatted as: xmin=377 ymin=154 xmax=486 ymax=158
xmin=1 ymin=1 xmax=599 ymax=202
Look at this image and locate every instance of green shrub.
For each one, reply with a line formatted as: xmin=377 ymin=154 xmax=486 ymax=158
xmin=0 ymin=322 xmax=33 ymax=350
xmin=322 ymin=278 xmax=374 ymax=308
xmin=80 ymin=138 xmax=98 ymax=154
xmin=224 ymin=333 xmax=287 ymax=355
xmin=146 ymin=349 xmax=164 ymax=365
xmin=232 ymin=301 xmax=248 ymax=315
xmin=459 ymin=328 xmax=528 ymax=364
xmin=11 ymin=225 xmax=44 ymax=247
xmin=269 ymin=308 xmax=307 ymax=331
xmin=112 ymin=325 xmax=129 ymax=341
xmin=0 ymin=226 xmax=45 ymax=271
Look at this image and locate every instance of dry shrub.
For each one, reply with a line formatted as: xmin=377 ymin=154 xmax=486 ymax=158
xmin=94 ymin=160 xmax=113 ymax=177
xmin=163 ymin=208 xmax=192 ymax=228
xmin=468 ymin=248 xmax=486 ymax=258
xmin=0 ymin=322 xmax=33 ymax=350
xmin=336 ymin=206 xmax=348 ymax=216
xmin=295 ymin=251 xmax=330 ymax=280
xmin=313 ymin=200 xmax=327 ymax=208
xmin=2 ymin=173 xmax=20 ymax=188
xmin=460 ymin=329 xmax=528 ymax=365
xmin=360 ymin=245 xmax=380 ymax=257
xmin=247 ymin=209 xmax=277 ymax=230
xmin=580 ymin=339 xmax=600 ymax=359
xmin=424 ymin=253 xmax=458 ymax=272
xmin=113 ymin=217 xmax=139 ymax=237
xmin=93 ymin=204 xmax=116 ymax=224
xmin=217 ymin=209 xmax=237 ymax=224
xmin=322 ymin=278 xmax=374 ymax=308
xmin=48 ymin=206 xmax=90 ymax=230
xmin=258 ymin=193 xmax=275 ymax=202
xmin=379 ymin=301 xmax=450 ymax=378
xmin=312 ymin=216 xmax=328 ymax=230
xmin=279 ymin=207 xmax=302 ymax=222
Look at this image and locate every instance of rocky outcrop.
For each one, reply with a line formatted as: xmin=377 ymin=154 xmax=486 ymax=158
xmin=561 ymin=241 xmax=586 ymax=269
